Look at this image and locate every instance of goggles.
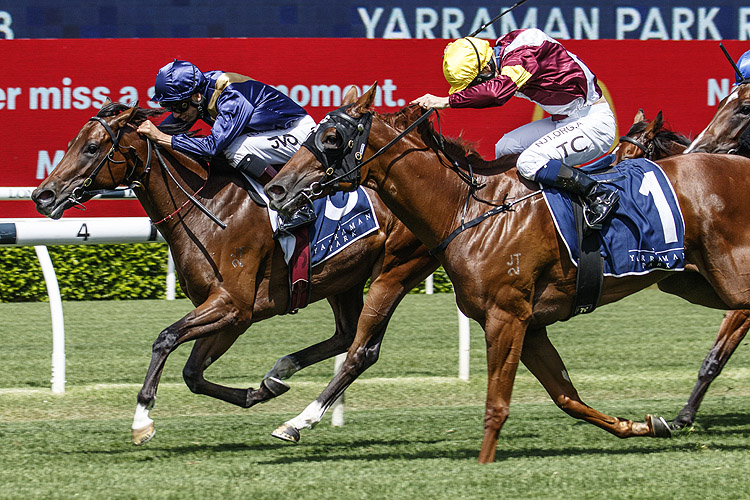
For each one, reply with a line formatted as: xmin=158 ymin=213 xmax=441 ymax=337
xmin=161 ymin=99 xmax=191 ymax=114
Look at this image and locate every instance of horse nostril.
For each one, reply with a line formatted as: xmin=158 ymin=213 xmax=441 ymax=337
xmin=266 ymin=184 xmax=285 ymax=197
xmin=34 ymin=189 xmax=56 ymax=205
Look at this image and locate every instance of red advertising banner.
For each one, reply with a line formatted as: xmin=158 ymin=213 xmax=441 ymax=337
xmin=0 ymin=38 xmax=744 ymax=218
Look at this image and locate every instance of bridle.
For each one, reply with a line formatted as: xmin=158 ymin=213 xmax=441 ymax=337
xmin=295 ymin=103 xmax=537 ymax=254
xmin=69 ymin=113 xmax=225 ymax=228
xmin=71 ymin=116 xmax=151 ymax=202
xmin=617 ymin=135 xmax=655 ymax=160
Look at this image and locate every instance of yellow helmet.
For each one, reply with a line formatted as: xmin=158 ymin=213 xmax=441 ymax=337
xmin=442 ymin=37 xmax=495 ymax=94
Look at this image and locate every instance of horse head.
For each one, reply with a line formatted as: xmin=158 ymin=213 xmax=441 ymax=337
xmin=32 ymin=101 xmax=161 ymax=219
xmin=266 ymin=83 xmax=379 ymax=218
xmin=615 ymin=109 xmax=690 ymax=164
xmin=685 ymin=83 xmax=750 ymax=155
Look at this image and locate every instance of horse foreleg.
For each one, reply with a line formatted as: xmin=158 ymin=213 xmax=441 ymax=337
xmin=132 ymin=291 xmax=248 ymax=445
xmin=272 ymin=252 xmax=437 ymax=443
xmin=478 ymin=308 xmax=528 ymax=464
xmin=521 ymin=327 xmax=670 ymax=439
xmin=672 ymin=309 xmax=749 ymax=429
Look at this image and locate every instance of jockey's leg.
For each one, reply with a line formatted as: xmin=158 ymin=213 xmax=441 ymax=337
xmin=517 ymin=102 xmax=618 ymax=228
xmin=224 ymin=115 xmax=317 ymax=228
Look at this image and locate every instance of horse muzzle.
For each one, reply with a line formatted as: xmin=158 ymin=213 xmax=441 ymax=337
xmin=31 ymin=185 xmax=78 ymax=219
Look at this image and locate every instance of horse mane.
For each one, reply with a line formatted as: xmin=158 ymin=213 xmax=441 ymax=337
xmin=380 ymin=105 xmax=517 ymax=174
xmin=96 ymin=101 xmax=197 ymax=136
xmin=624 ymin=119 xmax=692 ymax=150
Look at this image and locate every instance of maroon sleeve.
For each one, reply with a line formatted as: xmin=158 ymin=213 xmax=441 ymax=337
xmin=448 ymin=77 xmax=517 ymax=108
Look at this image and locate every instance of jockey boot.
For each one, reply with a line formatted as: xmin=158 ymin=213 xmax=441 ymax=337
xmin=536 ymin=159 xmax=619 ymax=229
xmin=236 ymin=154 xmax=278 ymax=186
xmin=278 ymin=203 xmax=316 ymax=231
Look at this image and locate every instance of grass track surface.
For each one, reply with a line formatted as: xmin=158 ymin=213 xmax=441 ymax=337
xmin=1 ymin=291 xmax=749 ymax=499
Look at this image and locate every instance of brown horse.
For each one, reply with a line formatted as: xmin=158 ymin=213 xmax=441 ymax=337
xmin=616 ymin=108 xmax=750 ymax=430
xmin=614 ymin=109 xmax=690 ymax=164
xmin=267 ymin=84 xmax=750 ymax=463
xmin=31 ymin=102 xmax=439 ymax=445
xmin=685 ymin=82 xmax=750 ymax=155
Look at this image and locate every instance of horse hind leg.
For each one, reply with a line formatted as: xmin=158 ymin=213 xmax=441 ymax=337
xmin=671 ymin=309 xmax=749 ymax=429
xmin=521 ymin=327 xmax=671 ymax=440
xmin=181 ymin=328 xmax=259 ymax=407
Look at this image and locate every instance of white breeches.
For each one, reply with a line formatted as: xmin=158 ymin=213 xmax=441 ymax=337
xmin=495 ymin=101 xmax=616 ymax=180
xmin=224 ymin=115 xmax=317 ymax=167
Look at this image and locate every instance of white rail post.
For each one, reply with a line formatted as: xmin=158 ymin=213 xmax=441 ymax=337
xmin=34 ymin=245 xmax=65 ymax=393
xmin=425 ymin=274 xmax=434 ymax=294
xmin=330 ymin=352 xmax=346 ymax=426
xmin=458 ymin=308 xmax=470 ymax=381
xmin=166 ymin=248 xmax=176 ymax=300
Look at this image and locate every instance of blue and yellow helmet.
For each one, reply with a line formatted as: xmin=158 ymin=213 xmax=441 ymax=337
xmin=152 ymin=59 xmax=206 ymax=103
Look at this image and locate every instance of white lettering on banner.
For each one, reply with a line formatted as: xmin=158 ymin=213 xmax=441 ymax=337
xmin=356 ymin=6 xmax=723 ymax=40
xmin=274 ymin=79 xmax=404 ymax=108
xmin=29 ymin=78 xmax=111 ymax=110
xmin=708 ymin=79 xmax=731 ymax=106
xmin=37 ymin=150 xmax=65 ymax=180
xmin=416 ymin=8 xmax=439 ymax=38
xmin=741 ymin=8 xmax=750 ymax=41
xmin=384 ymin=7 xmax=410 ymax=39
xmin=0 ymin=87 xmax=22 ymax=110
xmin=0 ymin=11 xmax=13 ymax=39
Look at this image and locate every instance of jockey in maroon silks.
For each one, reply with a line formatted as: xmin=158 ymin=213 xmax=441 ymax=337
xmin=412 ymin=29 xmax=619 ymax=228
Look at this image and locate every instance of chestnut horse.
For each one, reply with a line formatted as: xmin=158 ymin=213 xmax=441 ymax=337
xmin=617 ymin=108 xmax=750 ymax=430
xmin=31 ymin=102 xmax=440 ymax=445
xmin=267 ymin=84 xmax=750 ymax=463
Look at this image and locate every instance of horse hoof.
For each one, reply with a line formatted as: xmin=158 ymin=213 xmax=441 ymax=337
xmin=132 ymin=423 xmax=156 ymax=446
xmin=646 ymin=414 xmax=671 ymax=438
xmin=272 ymin=423 xmax=300 ymax=443
xmin=261 ymin=376 xmax=290 ymax=397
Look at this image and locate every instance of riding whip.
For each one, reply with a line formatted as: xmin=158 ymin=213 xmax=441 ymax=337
xmin=468 ymin=0 xmax=531 ymax=38
xmin=719 ymin=43 xmax=744 ymax=82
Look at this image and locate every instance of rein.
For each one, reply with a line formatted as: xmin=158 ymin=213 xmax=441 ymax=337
xmin=79 ymin=114 xmax=226 ymax=229
xmin=299 ymin=103 xmax=541 ymax=254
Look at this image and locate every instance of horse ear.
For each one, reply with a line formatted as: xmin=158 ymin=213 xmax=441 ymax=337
xmin=351 ymin=82 xmax=378 ymax=115
xmin=342 ymin=85 xmax=360 ymax=106
xmin=644 ymin=110 xmax=664 ymax=139
xmin=634 ymin=109 xmax=645 ymax=124
xmin=100 ymin=97 xmax=113 ymax=111
xmin=114 ymin=104 xmax=139 ymax=127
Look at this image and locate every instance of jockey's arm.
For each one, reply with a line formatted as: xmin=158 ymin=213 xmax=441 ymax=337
xmin=136 ymin=120 xmax=173 ymax=148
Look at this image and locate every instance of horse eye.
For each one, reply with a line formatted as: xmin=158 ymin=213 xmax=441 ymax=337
xmin=740 ymin=105 xmax=750 ymax=115
xmin=84 ymin=143 xmax=99 ymax=155
xmin=322 ymin=130 xmax=342 ymax=149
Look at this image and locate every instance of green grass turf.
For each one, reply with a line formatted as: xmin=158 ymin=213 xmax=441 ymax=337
xmin=1 ymin=290 xmax=749 ymax=499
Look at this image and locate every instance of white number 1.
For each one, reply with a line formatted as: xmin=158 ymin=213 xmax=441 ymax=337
xmin=639 ymin=171 xmax=678 ymax=244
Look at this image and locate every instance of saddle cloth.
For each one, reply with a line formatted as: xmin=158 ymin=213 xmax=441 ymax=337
xmin=542 ymin=156 xmax=686 ymax=277
xmin=246 ymin=177 xmax=379 ymax=266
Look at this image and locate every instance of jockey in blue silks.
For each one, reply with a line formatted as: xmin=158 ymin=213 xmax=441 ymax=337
xmin=137 ymin=59 xmax=317 ymax=228
xmin=736 ymin=49 xmax=750 ymax=83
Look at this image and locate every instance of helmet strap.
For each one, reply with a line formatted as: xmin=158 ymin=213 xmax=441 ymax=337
xmin=191 ymin=94 xmax=205 ymax=115
xmin=464 ymin=38 xmax=496 ymax=88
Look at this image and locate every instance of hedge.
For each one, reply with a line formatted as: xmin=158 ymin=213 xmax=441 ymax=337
xmin=0 ymin=245 xmax=453 ymax=302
